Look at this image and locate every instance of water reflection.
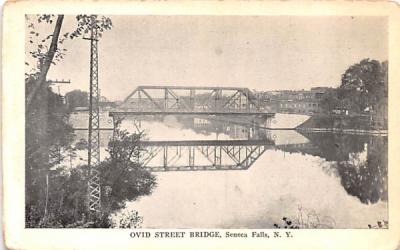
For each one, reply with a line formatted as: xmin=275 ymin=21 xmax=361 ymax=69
xmin=132 ymin=116 xmax=388 ymax=206
xmin=279 ymin=132 xmax=388 ymax=205
xmin=172 ymin=115 xmax=271 ymax=140
xmin=116 ymin=114 xmax=273 ymax=141
xmin=117 ymin=116 xmax=276 ymax=172
xmin=137 ymin=140 xmax=274 ymax=172
xmin=68 ymin=112 xmax=388 ymax=228
xmin=71 ymin=113 xmax=388 ymax=205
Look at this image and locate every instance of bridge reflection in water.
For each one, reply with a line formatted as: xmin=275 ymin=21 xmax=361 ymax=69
xmin=108 ymin=102 xmax=276 ymax=172
xmin=109 ymin=113 xmax=276 ymax=172
xmin=136 ymin=139 xmax=275 ymax=172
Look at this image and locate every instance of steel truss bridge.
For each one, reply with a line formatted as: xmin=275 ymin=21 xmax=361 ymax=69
xmin=106 ymin=85 xmax=276 ymax=172
xmin=136 ymin=139 xmax=274 ymax=172
xmin=111 ymin=86 xmax=274 ymax=117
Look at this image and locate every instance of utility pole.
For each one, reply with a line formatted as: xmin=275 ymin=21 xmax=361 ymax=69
xmin=84 ymin=15 xmax=101 ymax=213
xmin=47 ymin=79 xmax=71 ymax=100
xmin=47 ymin=79 xmax=71 ymax=85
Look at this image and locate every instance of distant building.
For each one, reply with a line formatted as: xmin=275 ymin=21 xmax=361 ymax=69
xmin=73 ymin=106 xmax=89 ymax=112
xmin=193 ymin=117 xmax=210 ymax=126
xmin=332 ymin=107 xmax=349 ymax=115
xmin=258 ymin=87 xmax=331 ymax=115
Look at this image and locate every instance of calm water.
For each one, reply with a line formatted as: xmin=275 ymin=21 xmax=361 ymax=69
xmin=69 ymin=113 xmax=388 ymax=228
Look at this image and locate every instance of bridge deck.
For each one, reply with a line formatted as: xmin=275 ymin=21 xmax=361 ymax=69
xmin=109 ymin=111 xmax=275 ymax=117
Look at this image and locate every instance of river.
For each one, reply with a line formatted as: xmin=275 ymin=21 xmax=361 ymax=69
xmin=68 ymin=112 xmax=388 ymax=229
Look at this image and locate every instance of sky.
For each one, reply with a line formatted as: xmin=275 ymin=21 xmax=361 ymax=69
xmin=27 ymin=15 xmax=388 ymax=101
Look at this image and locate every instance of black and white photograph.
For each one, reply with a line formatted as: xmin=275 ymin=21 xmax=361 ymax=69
xmin=3 ymin=1 xmax=400 ymax=249
xmin=23 ymin=14 xmax=389 ymax=229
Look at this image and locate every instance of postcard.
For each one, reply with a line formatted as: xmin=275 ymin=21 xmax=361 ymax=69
xmin=2 ymin=0 xmax=400 ymax=249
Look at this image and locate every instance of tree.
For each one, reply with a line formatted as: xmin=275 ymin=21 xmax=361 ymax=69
xmin=25 ymin=87 xmax=76 ymax=228
xmin=100 ymin=121 xmax=156 ymax=212
xmin=25 ymin=14 xmax=113 ymax=174
xmin=26 ymin=15 xmax=65 ymax=106
xmin=25 ymin=15 xmax=113 ymax=227
xmin=65 ymin=89 xmax=89 ymax=110
xmin=26 ymin=15 xmax=113 ymax=107
xmin=339 ymin=58 xmax=388 ymax=114
xmin=26 ymin=125 xmax=157 ymax=228
xmin=112 ymin=210 xmax=143 ymax=228
xmin=320 ymin=88 xmax=340 ymax=114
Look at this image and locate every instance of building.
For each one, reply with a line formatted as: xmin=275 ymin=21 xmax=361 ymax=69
xmin=258 ymin=87 xmax=331 ymax=115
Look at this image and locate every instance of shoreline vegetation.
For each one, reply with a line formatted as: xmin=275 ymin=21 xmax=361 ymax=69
xmin=26 ymin=117 xmax=157 ymax=228
xmin=298 ymin=59 xmax=388 ymax=134
xmin=293 ymin=58 xmax=388 ymax=136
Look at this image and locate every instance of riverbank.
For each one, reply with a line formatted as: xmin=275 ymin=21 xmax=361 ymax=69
xmin=297 ymin=127 xmax=387 ymax=136
xmin=297 ymin=115 xmax=387 ymax=135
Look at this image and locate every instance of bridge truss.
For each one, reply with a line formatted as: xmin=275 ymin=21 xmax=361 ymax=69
xmin=119 ymin=86 xmax=267 ymax=115
xmin=136 ymin=139 xmax=274 ymax=172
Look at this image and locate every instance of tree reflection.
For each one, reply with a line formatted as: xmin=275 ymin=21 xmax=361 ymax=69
xmin=297 ymin=132 xmax=367 ymax=162
xmin=284 ymin=132 xmax=388 ymax=204
xmin=336 ymin=137 xmax=387 ymax=204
